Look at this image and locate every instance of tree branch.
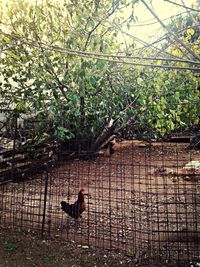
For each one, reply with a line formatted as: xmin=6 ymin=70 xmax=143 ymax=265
xmin=86 ymin=87 xmax=102 ymax=97
xmin=84 ymin=0 xmax=121 ymax=50
xmin=1 ymin=31 xmax=200 ymax=71
xmin=46 ymin=67 xmax=70 ymax=101
xmin=164 ymin=0 xmax=200 ymax=12
xmin=141 ymin=0 xmax=200 ymax=61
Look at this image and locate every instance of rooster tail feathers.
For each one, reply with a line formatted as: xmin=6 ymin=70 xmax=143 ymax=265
xmin=61 ymin=201 xmax=70 ymax=212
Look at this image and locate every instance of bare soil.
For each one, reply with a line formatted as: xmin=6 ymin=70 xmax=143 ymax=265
xmin=0 ymin=228 xmax=132 ymax=267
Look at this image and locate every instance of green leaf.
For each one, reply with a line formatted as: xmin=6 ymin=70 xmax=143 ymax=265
xmin=3 ymin=241 xmax=18 ymax=252
xmin=6 ymin=51 xmax=21 ymax=60
xmin=96 ymin=60 xmax=105 ymax=69
xmin=186 ymin=28 xmax=195 ymax=36
xmin=2 ymin=35 xmax=11 ymax=43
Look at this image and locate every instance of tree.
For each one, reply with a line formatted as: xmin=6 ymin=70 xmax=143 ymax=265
xmin=0 ymin=0 xmax=141 ymax=152
xmin=0 ymin=0 xmax=200 ymax=155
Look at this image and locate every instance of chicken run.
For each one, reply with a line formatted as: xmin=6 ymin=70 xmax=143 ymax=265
xmin=0 ymin=136 xmax=200 ymax=266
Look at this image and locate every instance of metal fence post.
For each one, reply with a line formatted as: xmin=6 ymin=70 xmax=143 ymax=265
xmin=41 ymin=169 xmax=49 ymax=238
xmin=11 ymin=110 xmax=18 ymax=181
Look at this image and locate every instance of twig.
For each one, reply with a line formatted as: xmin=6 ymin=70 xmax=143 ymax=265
xmin=164 ymin=0 xmax=200 ymax=12
xmin=141 ymin=0 xmax=200 ymax=61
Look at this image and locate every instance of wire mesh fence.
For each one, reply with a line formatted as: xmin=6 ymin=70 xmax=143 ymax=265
xmin=0 ymin=109 xmax=200 ymax=266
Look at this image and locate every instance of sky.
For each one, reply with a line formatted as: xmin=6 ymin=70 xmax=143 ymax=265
xmin=129 ymin=0 xmax=197 ymax=42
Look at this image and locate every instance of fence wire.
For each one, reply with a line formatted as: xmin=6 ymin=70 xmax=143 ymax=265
xmin=0 ymin=109 xmax=200 ymax=266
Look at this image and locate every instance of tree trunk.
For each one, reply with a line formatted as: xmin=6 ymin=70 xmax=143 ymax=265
xmin=91 ymin=118 xmax=117 ymax=152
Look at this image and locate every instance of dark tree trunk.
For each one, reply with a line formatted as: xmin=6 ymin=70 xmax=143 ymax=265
xmin=91 ymin=118 xmax=117 ymax=153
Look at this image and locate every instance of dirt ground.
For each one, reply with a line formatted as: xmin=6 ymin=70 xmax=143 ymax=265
xmin=1 ymin=140 xmax=200 ymax=266
xmin=0 ymin=228 xmax=134 ymax=267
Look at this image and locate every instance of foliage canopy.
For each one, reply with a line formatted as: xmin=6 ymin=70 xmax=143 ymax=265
xmin=0 ymin=0 xmax=199 ymax=147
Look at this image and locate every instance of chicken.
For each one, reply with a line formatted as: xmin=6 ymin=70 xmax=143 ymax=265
xmin=61 ymin=189 xmax=86 ymax=226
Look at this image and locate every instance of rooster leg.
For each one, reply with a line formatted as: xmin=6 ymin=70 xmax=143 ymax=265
xmin=74 ymin=218 xmax=80 ymax=229
xmin=62 ymin=219 xmax=70 ymax=230
xmin=63 ymin=224 xmax=70 ymax=230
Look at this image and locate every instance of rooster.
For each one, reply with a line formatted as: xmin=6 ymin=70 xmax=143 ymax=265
xmin=61 ymin=189 xmax=86 ymax=227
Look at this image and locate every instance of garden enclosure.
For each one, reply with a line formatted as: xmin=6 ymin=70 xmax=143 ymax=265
xmin=0 ymin=109 xmax=200 ymax=267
